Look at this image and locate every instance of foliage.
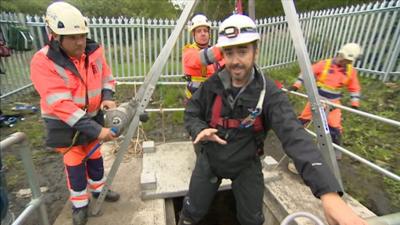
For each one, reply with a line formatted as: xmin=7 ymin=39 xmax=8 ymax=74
xmin=0 ymin=0 xmax=50 ymax=15
xmin=68 ymin=0 xmax=180 ymax=18
xmin=1 ymin=0 xmax=378 ymax=20
xmin=0 ymin=0 xmax=180 ymax=19
xmin=193 ymin=0 xmax=376 ymax=20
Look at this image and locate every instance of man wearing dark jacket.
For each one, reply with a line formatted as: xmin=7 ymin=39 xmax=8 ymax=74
xmin=179 ymin=14 xmax=368 ymax=225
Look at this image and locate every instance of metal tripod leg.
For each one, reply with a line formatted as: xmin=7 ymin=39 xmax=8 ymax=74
xmin=91 ymin=0 xmax=199 ymax=215
xmin=281 ymin=0 xmax=343 ymax=189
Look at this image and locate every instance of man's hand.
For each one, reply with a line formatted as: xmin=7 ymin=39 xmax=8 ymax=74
xmin=193 ymin=128 xmax=227 ymax=145
xmin=97 ymin=127 xmax=117 ymax=142
xmin=101 ymin=100 xmax=117 ymax=110
xmin=321 ymin=192 xmax=368 ymax=225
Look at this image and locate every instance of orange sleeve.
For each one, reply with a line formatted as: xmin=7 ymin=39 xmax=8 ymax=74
xmin=30 ymin=52 xmax=85 ymax=125
xmin=183 ymin=47 xmax=203 ymax=76
xmin=293 ymin=60 xmax=326 ymax=89
xmin=347 ymin=69 xmax=361 ymax=107
xmin=312 ymin=60 xmax=326 ymax=79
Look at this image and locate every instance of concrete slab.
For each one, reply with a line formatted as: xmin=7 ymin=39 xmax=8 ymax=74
xmin=262 ymin=167 xmax=376 ymax=224
xmin=53 ymin=142 xmax=166 ymax=225
xmin=143 ymin=140 xmax=155 ymax=153
xmin=140 ymin=142 xmax=275 ymax=200
xmin=141 ymin=171 xmax=157 ymax=190
xmin=262 ymin=155 xmax=278 ymax=170
xmin=140 ymin=141 xmax=233 ymax=200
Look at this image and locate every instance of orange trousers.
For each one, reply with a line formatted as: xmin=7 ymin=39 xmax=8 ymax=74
xmin=298 ymin=99 xmax=343 ymax=132
xmin=56 ymin=140 xmax=105 ymax=208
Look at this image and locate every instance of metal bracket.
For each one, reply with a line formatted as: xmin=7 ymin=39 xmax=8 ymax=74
xmin=91 ymin=0 xmax=199 ymax=215
xmin=280 ymin=0 xmax=343 ymax=189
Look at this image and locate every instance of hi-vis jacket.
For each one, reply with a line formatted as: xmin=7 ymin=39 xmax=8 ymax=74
xmin=183 ymin=43 xmax=224 ymax=98
xmin=293 ymin=58 xmax=361 ymax=107
xmin=30 ymin=39 xmax=115 ymax=147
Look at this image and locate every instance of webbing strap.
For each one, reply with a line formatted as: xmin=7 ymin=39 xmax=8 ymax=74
xmin=209 ymin=95 xmax=263 ymax=132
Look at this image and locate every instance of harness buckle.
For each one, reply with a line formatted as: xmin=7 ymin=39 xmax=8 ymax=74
xmin=240 ymin=108 xmax=261 ymax=128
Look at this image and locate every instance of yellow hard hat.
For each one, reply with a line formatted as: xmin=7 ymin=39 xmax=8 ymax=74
xmin=46 ymin=2 xmax=89 ymax=35
xmin=338 ymin=43 xmax=362 ymax=61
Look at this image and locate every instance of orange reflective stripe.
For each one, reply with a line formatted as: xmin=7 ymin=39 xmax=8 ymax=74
xmin=70 ymin=194 xmax=89 ymax=201
xmin=88 ymin=182 xmax=104 ymax=190
xmin=88 ymin=177 xmax=105 ymax=191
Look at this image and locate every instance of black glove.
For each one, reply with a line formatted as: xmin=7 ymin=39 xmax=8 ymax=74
xmin=351 ymin=105 xmax=359 ymax=110
xmin=287 ymin=86 xmax=298 ymax=92
xmin=139 ymin=112 xmax=149 ymax=123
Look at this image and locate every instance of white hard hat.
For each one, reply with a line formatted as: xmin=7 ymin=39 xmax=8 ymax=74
xmin=188 ymin=14 xmax=211 ymax=33
xmin=46 ymin=2 xmax=89 ymax=35
xmin=338 ymin=43 xmax=362 ymax=61
xmin=216 ymin=14 xmax=260 ymax=48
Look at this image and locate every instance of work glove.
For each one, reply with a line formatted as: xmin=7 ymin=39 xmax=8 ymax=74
xmin=287 ymin=86 xmax=298 ymax=92
xmin=139 ymin=112 xmax=149 ymax=123
xmin=351 ymin=105 xmax=359 ymax=110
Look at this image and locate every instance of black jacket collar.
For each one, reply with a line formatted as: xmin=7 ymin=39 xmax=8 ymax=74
xmin=209 ymin=65 xmax=264 ymax=96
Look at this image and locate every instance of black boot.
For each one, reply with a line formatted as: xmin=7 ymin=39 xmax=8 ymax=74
xmin=92 ymin=189 xmax=120 ymax=202
xmin=72 ymin=206 xmax=88 ymax=225
xmin=330 ymin=129 xmax=343 ymax=160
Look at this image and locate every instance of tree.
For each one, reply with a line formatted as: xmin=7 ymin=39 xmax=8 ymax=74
xmin=0 ymin=0 xmax=180 ymax=19
xmin=193 ymin=0 xmax=376 ymax=21
xmin=0 ymin=0 xmax=51 ymax=15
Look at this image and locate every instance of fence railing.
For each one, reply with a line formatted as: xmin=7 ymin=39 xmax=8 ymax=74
xmin=0 ymin=0 xmax=399 ymax=100
xmin=0 ymin=132 xmax=49 ymax=225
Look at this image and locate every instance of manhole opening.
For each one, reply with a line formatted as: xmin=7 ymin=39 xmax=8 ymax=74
xmin=171 ymin=190 xmax=240 ymax=225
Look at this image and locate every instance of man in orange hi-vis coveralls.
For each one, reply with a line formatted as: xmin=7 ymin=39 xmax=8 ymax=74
xmin=182 ymin=14 xmax=224 ymax=103
xmin=288 ymin=43 xmax=362 ymax=162
xmin=30 ymin=2 xmax=119 ymax=225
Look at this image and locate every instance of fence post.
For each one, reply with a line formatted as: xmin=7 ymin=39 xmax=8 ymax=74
xmin=382 ymin=36 xmax=400 ymax=82
xmin=18 ymin=135 xmax=50 ymax=225
xmin=0 ymin=132 xmax=49 ymax=225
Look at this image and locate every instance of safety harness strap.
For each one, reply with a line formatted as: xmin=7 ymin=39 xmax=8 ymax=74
xmin=209 ymin=95 xmax=263 ymax=132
